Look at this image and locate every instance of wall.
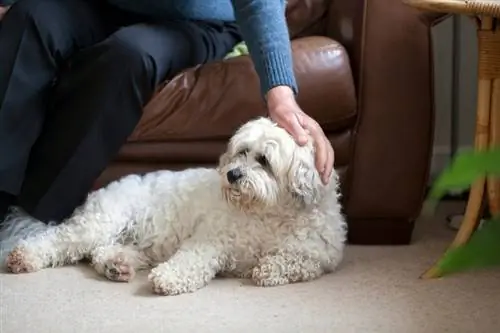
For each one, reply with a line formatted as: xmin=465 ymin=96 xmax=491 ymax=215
xmin=431 ymin=15 xmax=477 ymax=179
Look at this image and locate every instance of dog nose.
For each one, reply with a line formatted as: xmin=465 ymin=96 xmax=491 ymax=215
xmin=227 ymin=168 xmax=243 ymax=184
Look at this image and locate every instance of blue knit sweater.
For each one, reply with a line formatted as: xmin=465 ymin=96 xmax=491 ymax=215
xmin=0 ymin=0 xmax=297 ymax=97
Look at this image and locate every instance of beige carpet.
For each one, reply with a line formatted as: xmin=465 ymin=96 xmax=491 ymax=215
xmin=1 ymin=202 xmax=499 ymax=333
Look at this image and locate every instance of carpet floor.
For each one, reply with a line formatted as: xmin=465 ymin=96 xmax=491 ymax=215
xmin=1 ymin=201 xmax=499 ymax=333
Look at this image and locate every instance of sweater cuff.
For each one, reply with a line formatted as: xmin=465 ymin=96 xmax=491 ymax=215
xmin=258 ymin=50 xmax=298 ymax=98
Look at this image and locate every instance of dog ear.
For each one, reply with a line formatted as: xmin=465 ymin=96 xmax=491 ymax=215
xmin=288 ymin=157 xmax=324 ymax=206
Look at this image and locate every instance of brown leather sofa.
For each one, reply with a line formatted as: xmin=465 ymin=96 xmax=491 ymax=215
xmin=95 ymin=0 xmax=444 ymax=245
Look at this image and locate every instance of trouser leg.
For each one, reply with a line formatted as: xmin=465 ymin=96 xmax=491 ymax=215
xmin=0 ymin=0 xmax=122 ymax=197
xmin=18 ymin=20 xmax=242 ymax=222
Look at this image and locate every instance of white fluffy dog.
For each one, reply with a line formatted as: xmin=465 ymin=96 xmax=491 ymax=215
xmin=3 ymin=117 xmax=346 ymax=295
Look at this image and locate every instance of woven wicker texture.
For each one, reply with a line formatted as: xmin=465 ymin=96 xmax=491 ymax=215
xmin=403 ymin=0 xmax=500 ymax=16
xmin=478 ymin=29 xmax=500 ymax=78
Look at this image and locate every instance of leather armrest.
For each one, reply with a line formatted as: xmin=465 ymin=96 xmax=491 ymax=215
xmin=325 ymin=0 xmax=435 ymax=241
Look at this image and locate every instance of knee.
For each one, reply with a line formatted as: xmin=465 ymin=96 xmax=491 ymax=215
xmin=6 ymin=0 xmax=79 ymax=56
xmin=8 ymin=0 xmax=66 ymax=29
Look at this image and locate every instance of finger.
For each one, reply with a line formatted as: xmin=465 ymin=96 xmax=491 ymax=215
xmin=285 ymin=113 xmax=308 ymax=145
xmin=322 ymin=138 xmax=334 ymax=184
xmin=308 ymin=123 xmax=327 ymax=174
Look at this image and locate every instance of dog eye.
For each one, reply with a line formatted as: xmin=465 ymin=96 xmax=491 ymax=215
xmin=238 ymin=148 xmax=249 ymax=155
xmin=256 ymin=154 xmax=269 ymax=167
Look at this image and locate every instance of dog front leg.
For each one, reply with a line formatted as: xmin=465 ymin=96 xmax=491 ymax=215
xmin=148 ymin=239 xmax=226 ymax=296
xmin=252 ymin=249 xmax=324 ymax=287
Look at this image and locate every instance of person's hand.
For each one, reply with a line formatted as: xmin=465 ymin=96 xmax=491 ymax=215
xmin=0 ymin=6 xmax=10 ymax=20
xmin=266 ymin=86 xmax=334 ymax=184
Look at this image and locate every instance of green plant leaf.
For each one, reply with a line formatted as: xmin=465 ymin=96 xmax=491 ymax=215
xmin=422 ymin=147 xmax=500 ymax=278
xmin=435 ymin=218 xmax=500 ymax=276
xmin=427 ymin=147 xmax=500 ymax=203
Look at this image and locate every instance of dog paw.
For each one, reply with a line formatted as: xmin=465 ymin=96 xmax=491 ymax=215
xmin=251 ymin=263 xmax=289 ymax=287
xmin=148 ymin=268 xmax=198 ymax=296
xmin=5 ymin=247 xmax=41 ymax=274
xmin=103 ymin=254 xmax=135 ymax=282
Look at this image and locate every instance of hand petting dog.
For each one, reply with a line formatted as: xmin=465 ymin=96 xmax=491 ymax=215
xmin=266 ymin=85 xmax=335 ymax=185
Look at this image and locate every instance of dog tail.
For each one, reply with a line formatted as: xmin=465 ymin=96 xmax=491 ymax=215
xmin=0 ymin=207 xmax=54 ymax=268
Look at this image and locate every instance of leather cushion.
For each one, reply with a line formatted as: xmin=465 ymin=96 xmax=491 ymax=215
xmin=128 ymin=36 xmax=357 ymax=142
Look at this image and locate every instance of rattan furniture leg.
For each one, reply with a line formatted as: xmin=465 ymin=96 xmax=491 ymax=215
xmin=422 ymin=15 xmax=500 ymax=278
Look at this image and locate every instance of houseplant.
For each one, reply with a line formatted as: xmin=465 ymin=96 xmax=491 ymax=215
xmin=425 ymin=147 xmax=500 ymax=276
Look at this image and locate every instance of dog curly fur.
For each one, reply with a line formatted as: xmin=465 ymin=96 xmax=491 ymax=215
xmin=2 ymin=117 xmax=346 ymax=295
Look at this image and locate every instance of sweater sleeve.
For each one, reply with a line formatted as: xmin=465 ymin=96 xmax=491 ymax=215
xmin=230 ymin=0 xmax=298 ymax=98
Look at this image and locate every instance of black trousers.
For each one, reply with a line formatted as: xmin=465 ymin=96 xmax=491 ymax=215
xmin=0 ymin=0 xmax=241 ymax=222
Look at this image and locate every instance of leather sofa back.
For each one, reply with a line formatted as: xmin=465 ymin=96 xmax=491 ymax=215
xmin=286 ymin=0 xmax=331 ymax=38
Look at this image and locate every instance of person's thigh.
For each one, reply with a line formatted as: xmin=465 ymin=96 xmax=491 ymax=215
xmin=0 ymin=0 xmax=122 ymax=72
xmin=104 ymin=19 xmax=242 ymax=85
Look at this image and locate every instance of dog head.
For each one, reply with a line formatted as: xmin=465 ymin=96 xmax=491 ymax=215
xmin=217 ymin=117 xmax=330 ymax=212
